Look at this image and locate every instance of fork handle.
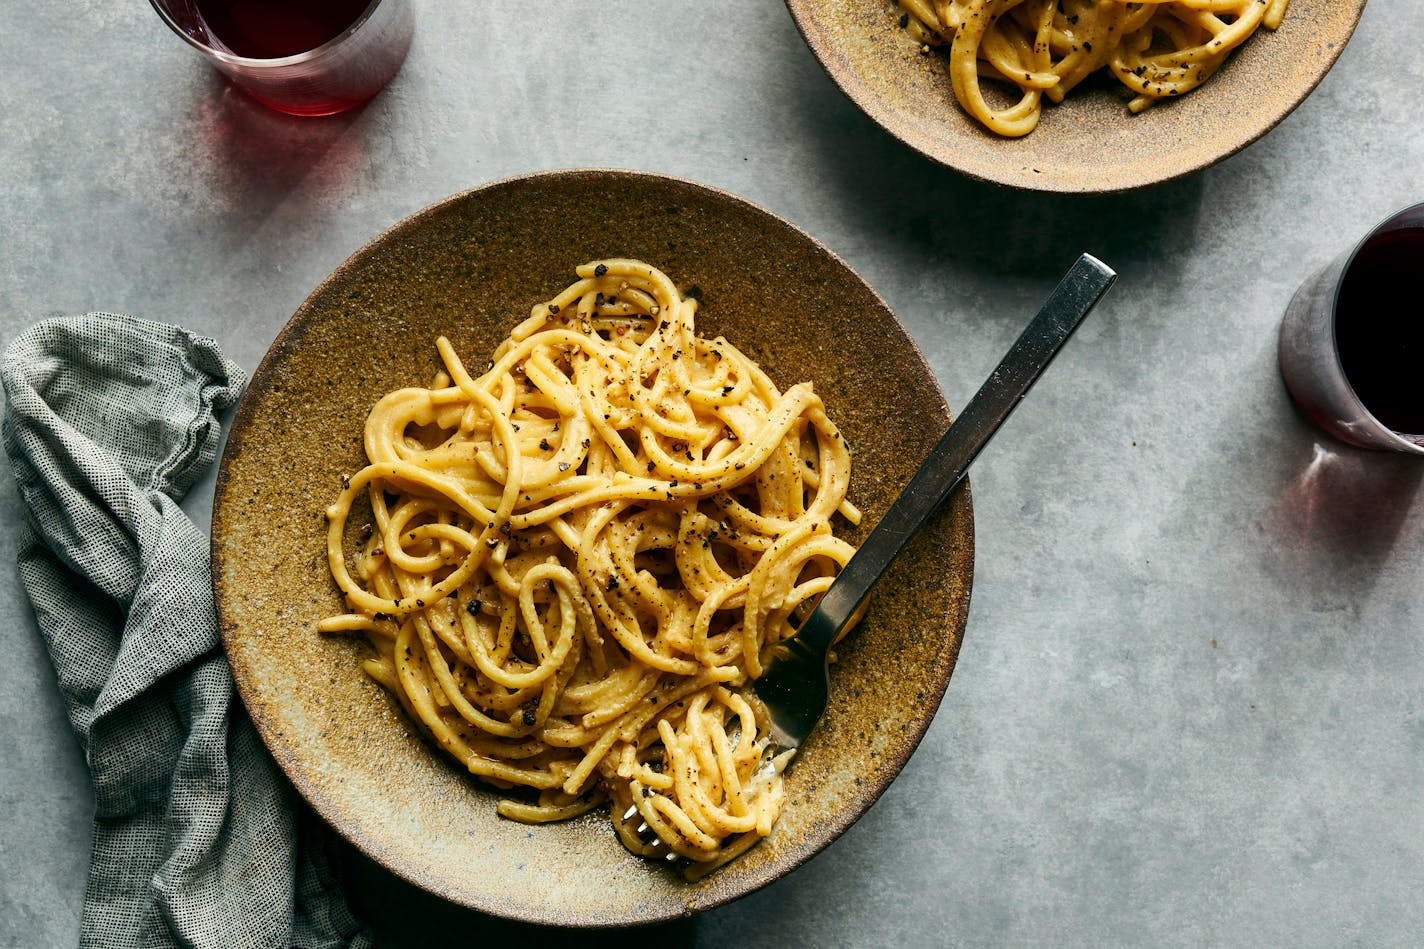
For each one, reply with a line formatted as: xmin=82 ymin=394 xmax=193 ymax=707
xmin=794 ymin=253 xmax=1117 ymax=655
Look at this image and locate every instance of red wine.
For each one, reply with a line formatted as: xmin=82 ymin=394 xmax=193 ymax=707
xmin=194 ymin=0 xmax=372 ymax=59
xmin=1334 ymin=227 xmax=1424 ymax=436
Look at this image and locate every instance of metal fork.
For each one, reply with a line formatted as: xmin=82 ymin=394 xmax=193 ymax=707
xmin=620 ymin=255 xmax=1116 ymax=853
xmin=752 ymin=253 xmax=1118 ymax=760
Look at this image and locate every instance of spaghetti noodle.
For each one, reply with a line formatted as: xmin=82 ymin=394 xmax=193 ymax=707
xmin=897 ymin=0 xmax=1291 ymax=137
xmin=320 ymin=260 xmax=860 ymax=876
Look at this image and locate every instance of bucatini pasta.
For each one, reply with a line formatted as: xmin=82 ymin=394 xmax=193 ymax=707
xmin=320 ymin=260 xmax=859 ymax=877
xmin=897 ymin=0 xmax=1291 ymax=136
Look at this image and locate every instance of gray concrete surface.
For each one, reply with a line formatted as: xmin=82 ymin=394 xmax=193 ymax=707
xmin=3 ymin=1 xmax=1423 ymax=946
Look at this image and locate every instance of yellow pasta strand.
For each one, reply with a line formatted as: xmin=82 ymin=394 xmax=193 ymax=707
xmin=899 ymin=0 xmax=1291 ymax=135
xmin=320 ymin=260 xmax=858 ymax=874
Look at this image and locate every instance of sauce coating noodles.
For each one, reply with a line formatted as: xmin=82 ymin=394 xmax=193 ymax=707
xmin=320 ymin=260 xmax=859 ymax=875
xmin=898 ymin=0 xmax=1290 ymax=136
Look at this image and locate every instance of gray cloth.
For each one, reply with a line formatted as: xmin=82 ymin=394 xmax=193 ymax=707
xmin=1 ymin=314 xmax=370 ymax=949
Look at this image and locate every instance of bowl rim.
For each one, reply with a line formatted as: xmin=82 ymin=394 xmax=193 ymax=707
xmin=212 ymin=167 xmax=976 ymax=925
xmin=783 ymin=0 xmax=1369 ymax=193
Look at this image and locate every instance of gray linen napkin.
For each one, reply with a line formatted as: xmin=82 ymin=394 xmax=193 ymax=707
xmin=1 ymin=314 xmax=370 ymax=949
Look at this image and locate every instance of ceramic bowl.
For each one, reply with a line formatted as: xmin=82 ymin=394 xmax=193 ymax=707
xmin=785 ymin=0 xmax=1367 ymax=192
xmin=212 ymin=169 xmax=975 ymax=925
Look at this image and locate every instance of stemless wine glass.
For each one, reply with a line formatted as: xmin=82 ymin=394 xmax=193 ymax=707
xmin=1278 ymin=202 xmax=1424 ymax=456
xmin=149 ymin=0 xmax=414 ymax=117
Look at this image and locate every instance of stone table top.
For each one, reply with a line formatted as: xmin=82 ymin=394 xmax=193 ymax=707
xmin=3 ymin=1 xmax=1422 ymax=945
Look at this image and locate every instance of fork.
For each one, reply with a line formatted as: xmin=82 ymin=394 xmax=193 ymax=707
xmin=752 ymin=253 xmax=1118 ymax=759
xmin=621 ymin=254 xmax=1117 ymax=852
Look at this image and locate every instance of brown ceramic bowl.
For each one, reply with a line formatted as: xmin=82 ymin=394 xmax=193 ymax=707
xmin=212 ymin=169 xmax=974 ymax=926
xmin=786 ymin=0 xmax=1366 ymax=192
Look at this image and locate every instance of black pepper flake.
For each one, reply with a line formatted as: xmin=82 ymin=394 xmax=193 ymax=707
xmin=582 ymin=438 xmax=591 ymax=449
xmin=594 ymin=263 xmax=608 ymax=277
xmin=522 ymin=708 xmax=537 ymax=726
xmin=499 ymin=521 xmax=513 ymax=536
xmin=722 ymin=385 xmax=734 ymax=396
xmin=606 ymin=575 xmax=620 ymax=591
xmin=595 ymin=292 xmax=606 ymax=306
xmin=558 ymin=462 xmax=571 ymax=472
xmin=647 ymin=461 xmax=656 ymax=472
xmin=416 ymin=599 xmax=425 ymax=607
xmin=898 ymin=12 xmax=908 ymax=26
xmin=548 ymin=303 xmax=560 ymax=314
xmin=672 ymin=350 xmax=682 ymax=360
xmin=466 ymin=599 xmax=481 ymax=616
xmin=539 ymin=438 xmax=551 ymax=450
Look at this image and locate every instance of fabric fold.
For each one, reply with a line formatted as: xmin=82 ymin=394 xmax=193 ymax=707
xmin=2 ymin=313 xmax=369 ymax=949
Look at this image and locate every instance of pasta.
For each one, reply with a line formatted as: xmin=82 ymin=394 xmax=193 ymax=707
xmin=896 ymin=0 xmax=1291 ymax=136
xmin=319 ymin=260 xmax=860 ymax=876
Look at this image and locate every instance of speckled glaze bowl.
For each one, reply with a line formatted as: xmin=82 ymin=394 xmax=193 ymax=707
xmin=211 ymin=169 xmax=974 ymax=926
xmin=786 ymin=0 xmax=1366 ymax=192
